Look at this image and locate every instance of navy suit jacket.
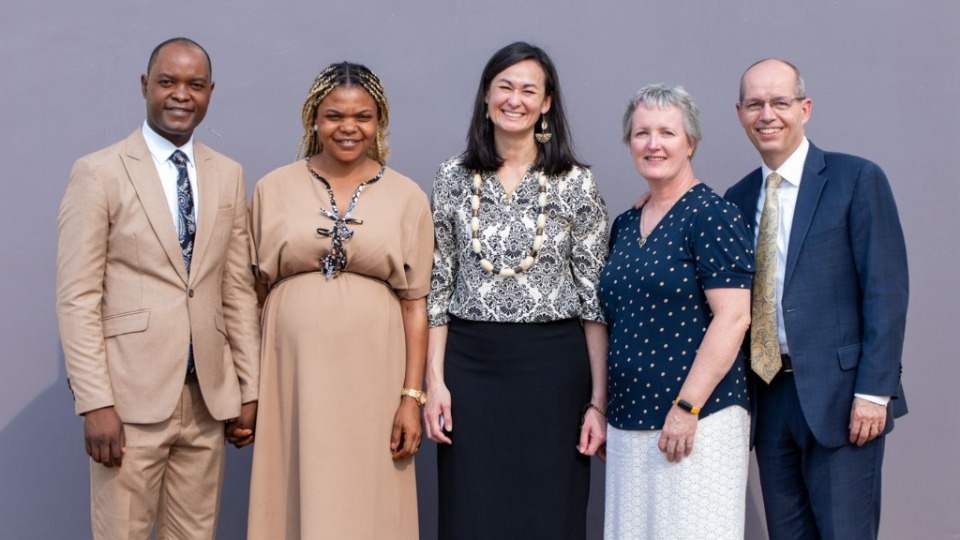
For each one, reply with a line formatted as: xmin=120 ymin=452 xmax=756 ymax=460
xmin=725 ymin=142 xmax=908 ymax=448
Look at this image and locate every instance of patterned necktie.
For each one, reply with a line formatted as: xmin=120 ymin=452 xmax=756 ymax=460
xmin=170 ymin=150 xmax=196 ymax=274
xmin=170 ymin=150 xmax=196 ymax=373
xmin=751 ymin=172 xmax=784 ymax=383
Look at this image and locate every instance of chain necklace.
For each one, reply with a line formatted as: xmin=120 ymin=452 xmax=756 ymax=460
xmin=306 ymin=159 xmax=384 ymax=278
xmin=637 ymin=204 xmax=651 ymax=248
xmin=470 ymin=170 xmax=548 ymax=277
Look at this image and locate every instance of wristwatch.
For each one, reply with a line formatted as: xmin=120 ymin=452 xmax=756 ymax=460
xmin=401 ymin=387 xmax=427 ymax=407
xmin=673 ymin=397 xmax=701 ymax=415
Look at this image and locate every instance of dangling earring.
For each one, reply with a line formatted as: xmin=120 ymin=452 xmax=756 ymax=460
xmin=313 ymin=124 xmax=318 ymax=132
xmin=535 ymin=115 xmax=552 ymax=144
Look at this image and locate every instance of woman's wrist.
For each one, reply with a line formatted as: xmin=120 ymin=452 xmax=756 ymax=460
xmin=425 ymin=373 xmax=446 ymax=389
xmin=583 ymin=402 xmax=606 ymax=420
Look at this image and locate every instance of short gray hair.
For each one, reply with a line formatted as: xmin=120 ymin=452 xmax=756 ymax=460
xmin=622 ymin=84 xmax=702 ymax=153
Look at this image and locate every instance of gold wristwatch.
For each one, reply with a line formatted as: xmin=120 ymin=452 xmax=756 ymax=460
xmin=401 ymin=387 xmax=427 ymax=407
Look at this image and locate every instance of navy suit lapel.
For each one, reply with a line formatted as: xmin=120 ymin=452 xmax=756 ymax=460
xmin=783 ymin=144 xmax=827 ymax=291
xmin=745 ymin=172 xmax=762 ymax=230
xmin=729 ymin=169 xmax=763 ymax=232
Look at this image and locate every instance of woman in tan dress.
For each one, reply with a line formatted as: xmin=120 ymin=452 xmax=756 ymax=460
xmin=246 ymin=62 xmax=433 ymax=540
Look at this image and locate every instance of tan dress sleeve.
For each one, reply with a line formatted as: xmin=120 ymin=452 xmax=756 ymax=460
xmin=394 ymin=183 xmax=435 ymax=300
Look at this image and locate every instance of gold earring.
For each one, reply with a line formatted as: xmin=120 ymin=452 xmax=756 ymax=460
xmin=687 ymin=149 xmax=693 ymax=158
xmin=534 ymin=115 xmax=552 ymax=144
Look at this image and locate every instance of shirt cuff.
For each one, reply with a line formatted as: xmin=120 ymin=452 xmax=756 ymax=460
xmin=854 ymin=393 xmax=890 ymax=406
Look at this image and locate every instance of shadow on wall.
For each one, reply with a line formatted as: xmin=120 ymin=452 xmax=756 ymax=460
xmin=0 ymin=352 xmax=767 ymax=539
xmin=0 ymin=351 xmax=256 ymax=540
xmin=0 ymin=355 xmax=89 ymax=539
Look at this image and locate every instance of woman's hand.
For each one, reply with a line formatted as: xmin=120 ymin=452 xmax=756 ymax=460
xmin=577 ymin=407 xmax=606 ymax=456
xmin=658 ymin=404 xmax=698 ymax=463
xmin=391 ymin=398 xmax=423 ymax=460
xmin=225 ymin=401 xmax=258 ymax=448
xmin=632 ymin=191 xmax=651 ymax=209
xmin=424 ymin=381 xmax=453 ymax=445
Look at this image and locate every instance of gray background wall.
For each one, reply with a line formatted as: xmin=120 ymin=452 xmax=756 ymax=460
xmin=1 ymin=1 xmax=956 ymax=538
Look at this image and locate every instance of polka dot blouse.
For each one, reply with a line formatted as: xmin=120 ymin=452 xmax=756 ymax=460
xmin=599 ymin=184 xmax=754 ymax=430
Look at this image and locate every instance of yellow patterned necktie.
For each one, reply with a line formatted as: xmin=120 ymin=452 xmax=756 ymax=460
xmin=751 ymin=172 xmax=784 ymax=383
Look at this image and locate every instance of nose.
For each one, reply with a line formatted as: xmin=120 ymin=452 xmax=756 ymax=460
xmin=171 ymin=83 xmax=189 ymax=101
xmin=506 ymin=91 xmax=521 ymax=107
xmin=759 ymin=102 xmax=776 ymax=121
xmin=339 ymin=118 xmax=357 ymax=133
xmin=646 ymin=134 xmax=661 ymax=150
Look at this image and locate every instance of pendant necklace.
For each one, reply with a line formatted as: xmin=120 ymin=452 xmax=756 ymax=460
xmin=306 ymin=159 xmax=384 ymax=278
xmin=638 ymin=204 xmax=651 ymax=248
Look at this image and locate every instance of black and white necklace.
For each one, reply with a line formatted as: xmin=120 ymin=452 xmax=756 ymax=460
xmin=306 ymin=159 xmax=384 ymax=278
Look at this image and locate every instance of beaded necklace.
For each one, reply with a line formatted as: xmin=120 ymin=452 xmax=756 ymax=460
xmin=470 ymin=170 xmax=548 ymax=277
xmin=306 ymin=159 xmax=384 ymax=278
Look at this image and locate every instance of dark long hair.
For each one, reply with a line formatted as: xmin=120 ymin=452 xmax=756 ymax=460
xmin=461 ymin=42 xmax=587 ymax=176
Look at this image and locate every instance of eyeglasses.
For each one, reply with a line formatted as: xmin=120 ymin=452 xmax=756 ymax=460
xmin=741 ymin=97 xmax=806 ymax=114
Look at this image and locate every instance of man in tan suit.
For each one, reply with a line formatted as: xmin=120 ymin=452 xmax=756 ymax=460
xmin=56 ymin=37 xmax=260 ymax=539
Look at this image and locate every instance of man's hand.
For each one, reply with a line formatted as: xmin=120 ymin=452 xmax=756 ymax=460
xmin=84 ymin=406 xmax=125 ymax=467
xmin=849 ymin=397 xmax=887 ymax=446
xmin=225 ymin=401 xmax=258 ymax=448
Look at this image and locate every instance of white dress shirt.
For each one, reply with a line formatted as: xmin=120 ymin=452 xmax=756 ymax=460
xmin=142 ymin=121 xmax=199 ymax=232
xmin=753 ymin=137 xmax=888 ymax=406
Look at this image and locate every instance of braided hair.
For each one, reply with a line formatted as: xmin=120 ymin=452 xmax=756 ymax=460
xmin=298 ymin=62 xmax=390 ymax=163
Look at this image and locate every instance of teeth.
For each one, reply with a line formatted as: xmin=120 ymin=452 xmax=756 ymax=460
xmin=502 ymin=111 xmax=523 ymax=118
xmin=758 ymin=128 xmax=780 ymax=134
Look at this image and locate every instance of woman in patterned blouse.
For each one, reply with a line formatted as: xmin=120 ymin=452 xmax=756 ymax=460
xmin=599 ymin=84 xmax=754 ymax=539
xmin=424 ymin=42 xmax=609 ymax=540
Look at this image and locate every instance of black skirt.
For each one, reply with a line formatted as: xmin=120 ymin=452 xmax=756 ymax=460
xmin=437 ymin=316 xmax=592 ymax=540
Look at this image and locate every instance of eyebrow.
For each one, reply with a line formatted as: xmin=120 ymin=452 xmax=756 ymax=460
xmin=744 ymin=95 xmax=793 ymax=102
xmin=155 ymin=72 xmax=210 ymax=81
xmin=320 ymin=106 xmax=375 ymax=114
xmin=496 ymin=77 xmax=539 ymax=89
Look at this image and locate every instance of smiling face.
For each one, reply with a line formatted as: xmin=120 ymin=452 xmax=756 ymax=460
xmin=485 ymin=59 xmax=552 ymax=138
xmin=629 ymin=104 xmax=694 ymax=185
xmin=737 ymin=59 xmax=811 ymax=169
xmin=313 ymin=85 xmax=378 ymax=167
xmin=141 ymin=42 xmax=214 ymax=147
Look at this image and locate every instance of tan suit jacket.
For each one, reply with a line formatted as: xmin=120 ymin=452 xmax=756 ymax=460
xmin=57 ymin=129 xmax=260 ymax=424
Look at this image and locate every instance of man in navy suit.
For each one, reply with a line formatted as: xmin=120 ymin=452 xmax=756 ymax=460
xmin=725 ymin=59 xmax=908 ymax=539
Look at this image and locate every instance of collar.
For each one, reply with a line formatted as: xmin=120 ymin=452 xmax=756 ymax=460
xmin=141 ymin=121 xmax=196 ymax=165
xmin=760 ymin=137 xmax=809 ymax=188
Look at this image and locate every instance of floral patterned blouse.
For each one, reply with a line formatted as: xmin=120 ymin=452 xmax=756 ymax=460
xmin=428 ymin=157 xmax=609 ymax=327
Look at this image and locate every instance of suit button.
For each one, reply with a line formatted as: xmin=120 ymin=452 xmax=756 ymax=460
xmin=188 ymin=289 xmax=195 ymax=298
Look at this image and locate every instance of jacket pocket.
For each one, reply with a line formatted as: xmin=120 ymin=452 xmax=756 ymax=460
xmin=807 ymin=224 xmax=846 ymax=244
xmin=102 ymin=309 xmax=150 ymax=337
xmin=837 ymin=343 xmax=861 ymax=370
xmin=214 ymin=309 xmax=227 ymax=336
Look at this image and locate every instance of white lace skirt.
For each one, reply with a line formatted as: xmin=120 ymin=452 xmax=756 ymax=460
xmin=604 ymin=406 xmax=750 ymax=540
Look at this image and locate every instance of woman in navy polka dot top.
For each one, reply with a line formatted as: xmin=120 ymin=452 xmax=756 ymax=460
xmin=599 ymin=84 xmax=755 ymax=539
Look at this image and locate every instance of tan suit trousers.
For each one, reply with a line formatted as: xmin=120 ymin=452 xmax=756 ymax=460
xmin=90 ymin=377 xmax=225 ymax=540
